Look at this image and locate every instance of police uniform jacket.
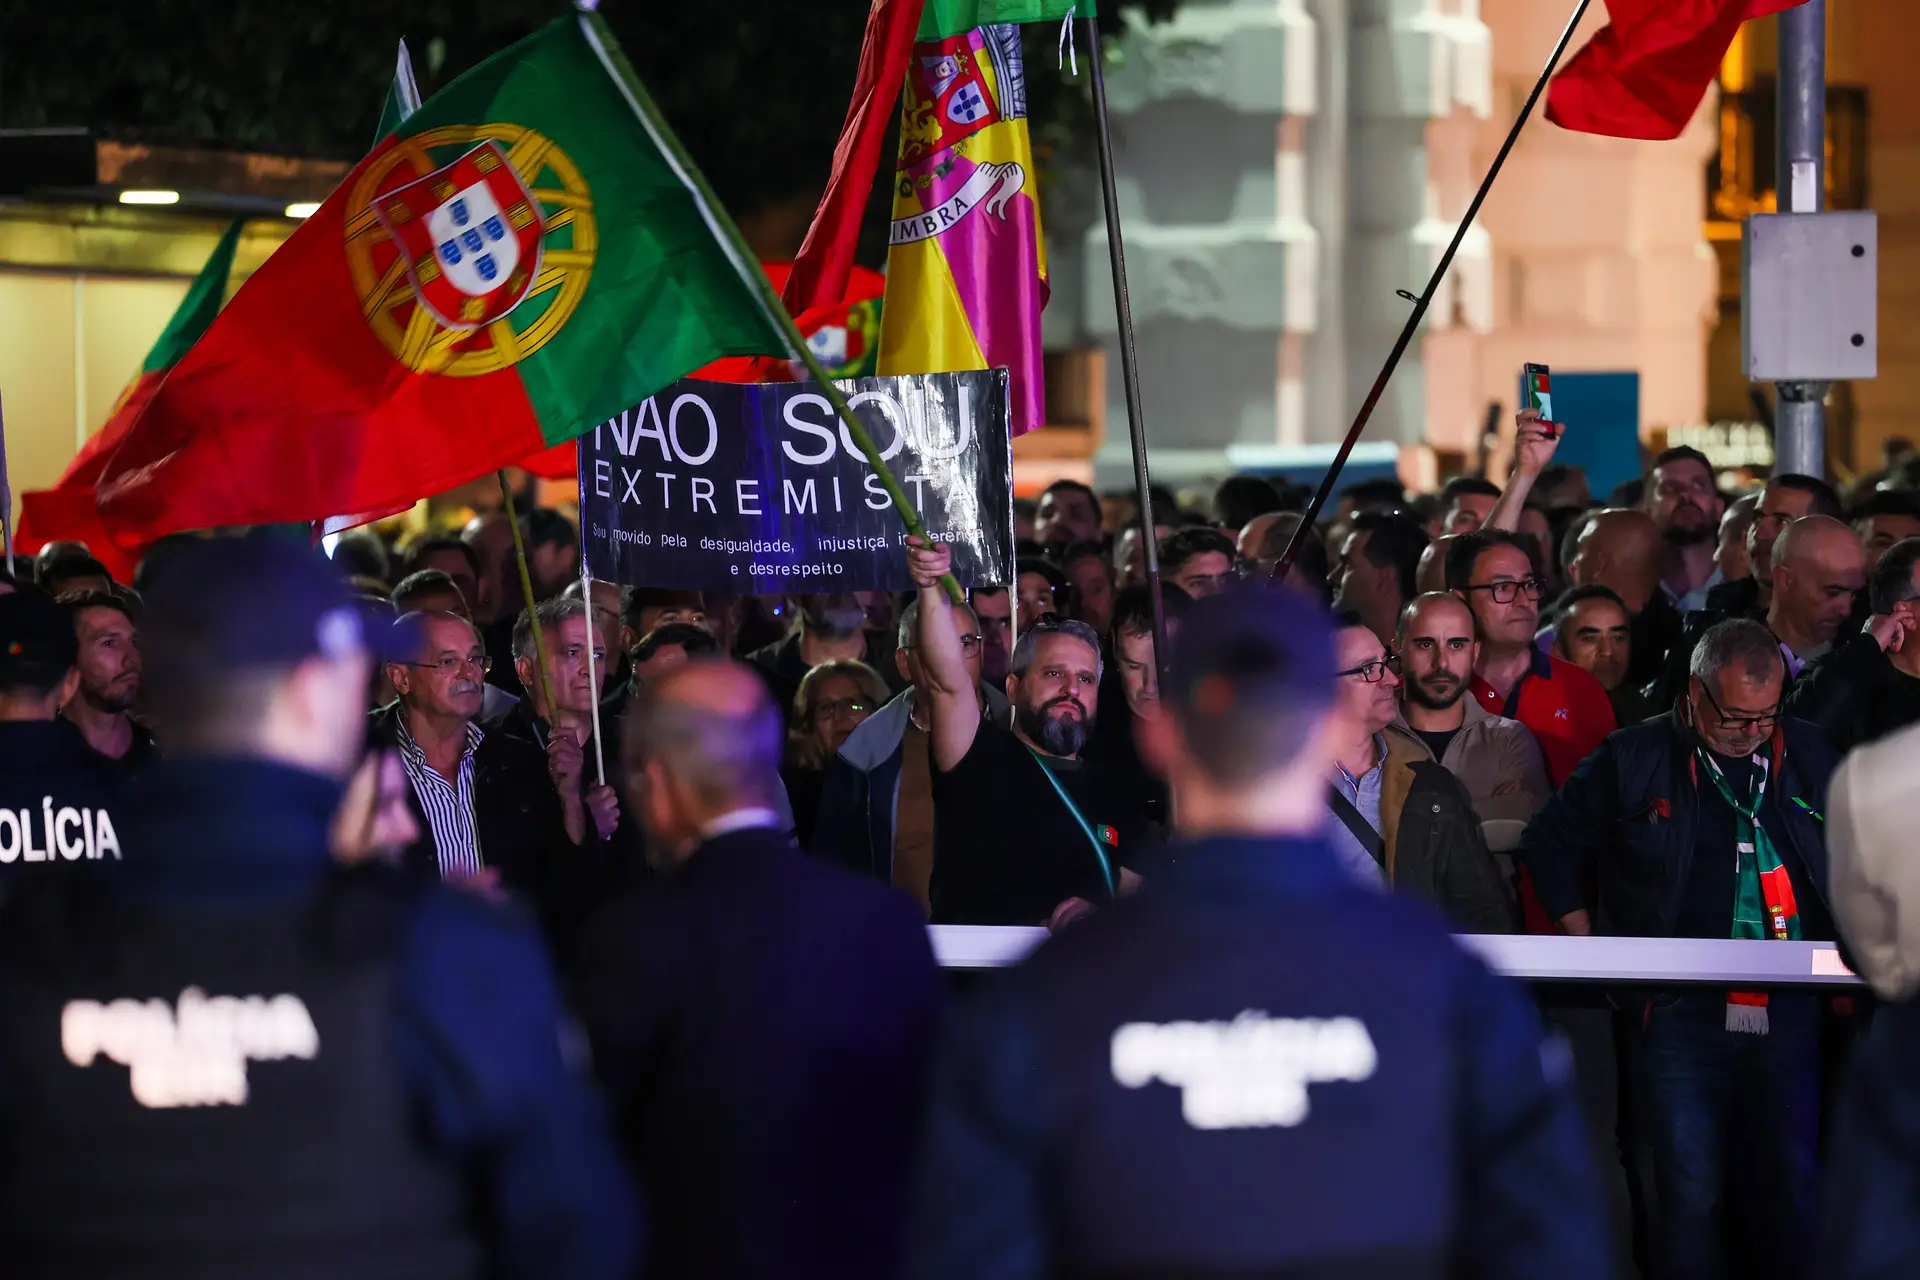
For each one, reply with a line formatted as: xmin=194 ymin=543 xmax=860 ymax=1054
xmin=0 ymin=757 xmax=637 ymax=1279
xmin=906 ymin=833 xmax=1607 ymax=1280
xmin=0 ymin=719 xmax=126 ymax=878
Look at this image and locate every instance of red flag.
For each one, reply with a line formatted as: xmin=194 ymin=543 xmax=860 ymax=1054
xmin=783 ymin=0 xmax=925 ymax=315
xmin=16 ymin=219 xmax=246 ymax=579
xmin=1545 ymin=0 xmax=1806 ymax=141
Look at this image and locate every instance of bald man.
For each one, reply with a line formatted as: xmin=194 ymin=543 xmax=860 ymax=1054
xmin=1565 ymin=508 xmax=1684 ymax=690
xmin=1769 ymin=515 xmax=1867 ymax=676
xmin=1415 ymin=533 xmax=1460 ymax=595
xmin=1391 ymin=593 xmax=1550 ymax=854
xmin=571 ymin=659 xmax=943 ymax=1280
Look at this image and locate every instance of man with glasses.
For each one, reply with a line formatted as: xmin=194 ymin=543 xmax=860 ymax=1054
xmin=493 ymin=597 xmax=623 ymax=849
xmin=373 ymin=610 xmax=588 ymax=943
xmin=1448 ymin=531 xmax=1615 ymax=794
xmin=1325 ymin=616 xmax=1513 ymax=931
xmin=809 ymin=597 xmax=1008 ymax=915
xmin=1517 ymin=619 xmax=1838 ymax=1278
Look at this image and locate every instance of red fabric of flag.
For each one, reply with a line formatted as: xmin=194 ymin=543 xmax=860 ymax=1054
xmin=1545 ymin=0 xmax=1807 ymax=141
xmin=783 ymin=0 xmax=925 ymax=315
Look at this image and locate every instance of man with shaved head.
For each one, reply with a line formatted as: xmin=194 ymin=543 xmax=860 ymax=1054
xmin=1565 ymin=508 xmax=1684 ymax=690
xmin=573 ymin=658 xmax=943 ymax=1280
xmin=1391 ymin=593 xmax=1550 ymax=856
xmin=1768 ymin=515 xmax=1867 ymax=677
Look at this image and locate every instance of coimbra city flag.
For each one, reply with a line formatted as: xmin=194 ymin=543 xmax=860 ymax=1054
xmin=877 ymin=24 xmax=1047 ymax=436
xmin=916 ymin=0 xmax=1091 ymax=39
xmin=96 ymin=15 xmax=786 ymax=541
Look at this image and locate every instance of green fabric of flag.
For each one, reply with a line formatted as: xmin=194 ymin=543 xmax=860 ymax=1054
xmin=92 ymin=14 xmax=793 ymax=538
xmin=916 ymin=0 xmax=1094 ymax=39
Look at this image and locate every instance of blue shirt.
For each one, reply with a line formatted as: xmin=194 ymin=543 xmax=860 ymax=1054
xmin=1329 ymin=735 xmax=1389 ymax=890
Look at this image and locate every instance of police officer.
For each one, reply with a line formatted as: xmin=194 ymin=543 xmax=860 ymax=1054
xmin=0 ymin=587 xmax=123 ymax=877
xmin=0 ymin=539 xmax=637 ymax=1278
xmin=906 ymin=589 xmax=1608 ymax=1279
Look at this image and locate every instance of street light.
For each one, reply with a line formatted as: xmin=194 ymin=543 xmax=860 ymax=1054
xmin=118 ymin=189 xmax=179 ymax=205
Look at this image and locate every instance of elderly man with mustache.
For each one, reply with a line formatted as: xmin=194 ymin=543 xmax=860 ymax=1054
xmin=371 ymin=610 xmax=595 ymax=949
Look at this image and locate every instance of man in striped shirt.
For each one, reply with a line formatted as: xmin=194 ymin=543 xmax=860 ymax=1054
xmin=385 ymin=612 xmax=494 ymax=883
xmin=373 ymin=612 xmax=594 ymax=944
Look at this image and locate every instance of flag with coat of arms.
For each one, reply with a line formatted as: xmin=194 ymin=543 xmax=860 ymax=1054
xmin=93 ymin=14 xmax=789 ymax=543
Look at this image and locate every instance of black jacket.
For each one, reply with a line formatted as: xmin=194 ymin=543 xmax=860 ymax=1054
xmin=572 ymin=826 xmax=943 ymax=1280
xmin=1378 ymin=730 xmax=1518 ymax=934
xmin=366 ymin=705 xmax=608 ymax=948
xmin=908 ymin=835 xmax=1606 ymax=1279
xmin=1516 ymin=712 xmax=1838 ymax=938
xmin=1785 ymin=631 xmax=1920 ymax=756
xmin=0 ymin=720 xmax=127 ymax=880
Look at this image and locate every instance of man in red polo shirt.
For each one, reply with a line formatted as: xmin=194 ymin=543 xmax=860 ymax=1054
xmin=1446 ymin=530 xmax=1615 ymax=787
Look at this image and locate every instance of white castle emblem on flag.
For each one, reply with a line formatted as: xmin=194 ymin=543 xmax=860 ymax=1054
xmin=428 ymin=182 xmax=520 ymax=298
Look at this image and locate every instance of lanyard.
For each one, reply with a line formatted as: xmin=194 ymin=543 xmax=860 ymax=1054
xmin=1024 ymin=746 xmax=1117 ymax=898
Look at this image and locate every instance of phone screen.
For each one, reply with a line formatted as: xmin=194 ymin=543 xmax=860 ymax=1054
xmin=1523 ymin=363 xmax=1555 ymax=436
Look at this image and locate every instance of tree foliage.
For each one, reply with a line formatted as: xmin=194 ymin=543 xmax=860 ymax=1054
xmin=0 ymin=0 xmax=1179 ymax=235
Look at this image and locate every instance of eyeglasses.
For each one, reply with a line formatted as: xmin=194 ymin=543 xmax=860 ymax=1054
xmin=403 ymin=653 xmax=492 ymax=677
xmin=1335 ymin=649 xmax=1401 ymax=684
xmin=1460 ymin=577 xmax=1546 ymax=604
xmin=812 ymin=698 xmax=873 ymax=723
xmin=1695 ymin=679 xmax=1780 ymax=735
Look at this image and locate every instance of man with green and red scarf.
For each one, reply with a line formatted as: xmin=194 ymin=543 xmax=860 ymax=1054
xmin=1517 ymin=617 xmax=1839 ymax=1278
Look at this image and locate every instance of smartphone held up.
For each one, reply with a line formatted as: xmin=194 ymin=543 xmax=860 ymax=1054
xmin=1522 ymin=363 xmax=1561 ymax=438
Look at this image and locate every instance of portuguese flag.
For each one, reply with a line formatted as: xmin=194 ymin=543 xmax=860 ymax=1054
xmin=16 ymin=218 xmax=245 ymax=575
xmin=96 ymin=14 xmax=788 ymax=542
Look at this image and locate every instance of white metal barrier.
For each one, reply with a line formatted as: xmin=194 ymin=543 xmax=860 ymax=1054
xmin=931 ymin=926 xmax=1863 ymax=988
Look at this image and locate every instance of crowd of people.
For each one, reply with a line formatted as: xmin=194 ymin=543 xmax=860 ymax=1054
xmin=3 ymin=414 xmax=1920 ymax=1275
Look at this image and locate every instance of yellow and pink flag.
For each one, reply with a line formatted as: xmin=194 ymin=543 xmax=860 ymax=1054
xmin=878 ymin=23 xmax=1048 ymax=436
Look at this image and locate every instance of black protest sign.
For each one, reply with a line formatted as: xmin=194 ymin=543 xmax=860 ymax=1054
xmin=578 ymin=371 xmax=1013 ymax=593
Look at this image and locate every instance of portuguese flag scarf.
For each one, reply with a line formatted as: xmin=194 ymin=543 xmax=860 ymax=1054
xmin=92 ymin=14 xmax=787 ymax=544
xmin=1696 ymin=746 xmax=1801 ymax=1034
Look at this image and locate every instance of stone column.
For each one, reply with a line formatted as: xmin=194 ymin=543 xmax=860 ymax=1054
xmin=1082 ymin=0 xmax=1321 ymax=484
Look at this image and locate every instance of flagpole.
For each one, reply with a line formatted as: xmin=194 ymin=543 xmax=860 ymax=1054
xmin=577 ymin=9 xmax=964 ymax=604
xmin=1270 ymin=0 xmax=1595 ymax=584
xmin=0 ymin=386 xmax=13 ymax=579
xmin=578 ymin=548 xmax=607 ymax=788
xmin=496 ymin=469 xmax=559 ymax=718
xmin=1083 ymin=14 xmax=1169 ymax=674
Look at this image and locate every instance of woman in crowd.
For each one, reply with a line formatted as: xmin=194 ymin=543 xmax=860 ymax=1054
xmin=784 ymin=659 xmax=889 ymax=846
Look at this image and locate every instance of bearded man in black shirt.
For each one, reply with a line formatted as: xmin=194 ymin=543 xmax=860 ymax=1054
xmin=907 ymin=537 xmax=1147 ymax=927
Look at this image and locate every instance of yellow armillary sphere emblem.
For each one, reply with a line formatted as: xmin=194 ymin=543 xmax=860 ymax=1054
xmin=345 ymin=123 xmax=596 ymax=378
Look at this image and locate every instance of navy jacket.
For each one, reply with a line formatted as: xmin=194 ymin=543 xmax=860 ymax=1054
xmin=572 ymin=825 xmax=944 ymax=1280
xmin=18 ymin=757 xmax=638 ymax=1280
xmin=1516 ymin=712 xmax=1838 ymax=937
xmin=907 ymin=834 xmax=1606 ymax=1280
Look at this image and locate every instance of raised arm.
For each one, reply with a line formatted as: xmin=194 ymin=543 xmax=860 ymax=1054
xmin=909 ymin=536 xmax=984 ymax=773
xmin=1484 ymin=409 xmax=1561 ymax=534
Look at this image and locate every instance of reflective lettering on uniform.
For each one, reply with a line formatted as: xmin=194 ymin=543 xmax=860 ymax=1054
xmin=54 ymin=808 xmax=84 ymax=861
xmin=61 ymin=986 xmax=321 ymax=1109
xmin=93 ymin=810 xmax=121 ymax=861
xmin=1110 ymin=1011 xmax=1378 ymax=1130
xmin=21 ymin=809 xmax=45 ymax=862
xmin=0 ymin=809 xmax=18 ymax=862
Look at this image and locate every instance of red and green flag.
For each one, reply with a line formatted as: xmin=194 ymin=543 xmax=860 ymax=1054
xmin=96 ymin=14 xmax=789 ymax=542
xmin=16 ymin=217 xmax=246 ymax=576
xmin=917 ymin=0 xmax=1091 ymax=39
